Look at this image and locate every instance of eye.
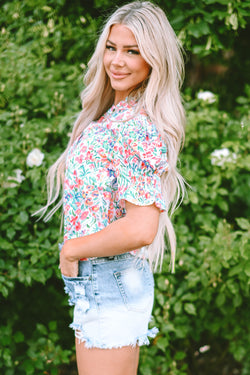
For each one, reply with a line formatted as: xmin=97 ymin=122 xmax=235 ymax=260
xmin=106 ymin=45 xmax=116 ymax=51
xmin=127 ymin=49 xmax=140 ymax=55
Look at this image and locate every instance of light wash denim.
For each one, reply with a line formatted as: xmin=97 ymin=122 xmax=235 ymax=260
xmin=61 ymin=252 xmax=158 ymax=349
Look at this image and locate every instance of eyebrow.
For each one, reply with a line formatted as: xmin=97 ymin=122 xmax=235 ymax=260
xmin=106 ymin=40 xmax=139 ymax=48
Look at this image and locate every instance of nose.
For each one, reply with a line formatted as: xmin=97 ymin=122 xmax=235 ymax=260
xmin=111 ymin=51 xmax=125 ymax=66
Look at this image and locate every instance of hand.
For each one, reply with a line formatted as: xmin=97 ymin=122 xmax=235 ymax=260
xmin=59 ymin=242 xmax=79 ymax=278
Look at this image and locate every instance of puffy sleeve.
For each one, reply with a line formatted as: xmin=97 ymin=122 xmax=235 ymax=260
xmin=112 ymin=114 xmax=168 ymax=212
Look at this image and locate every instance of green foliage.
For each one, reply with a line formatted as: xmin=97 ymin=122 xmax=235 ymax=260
xmin=138 ymin=89 xmax=250 ymax=374
xmin=0 ymin=320 xmax=72 ymax=374
xmin=0 ymin=0 xmax=249 ymax=374
xmin=161 ymin=0 xmax=250 ymax=56
xmin=157 ymin=0 xmax=250 ymax=110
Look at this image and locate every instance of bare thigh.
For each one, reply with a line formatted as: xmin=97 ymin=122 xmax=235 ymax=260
xmin=75 ymin=338 xmax=140 ymax=375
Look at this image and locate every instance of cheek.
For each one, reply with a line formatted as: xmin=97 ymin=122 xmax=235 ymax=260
xmin=132 ymin=57 xmax=150 ymax=75
xmin=103 ymin=53 xmax=109 ymax=71
xmin=143 ymin=64 xmax=150 ymax=77
xmin=137 ymin=62 xmax=150 ymax=80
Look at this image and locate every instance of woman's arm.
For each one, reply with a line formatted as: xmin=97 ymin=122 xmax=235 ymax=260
xmin=60 ymin=201 xmax=160 ymax=277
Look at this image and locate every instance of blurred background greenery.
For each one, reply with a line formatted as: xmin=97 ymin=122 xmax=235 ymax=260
xmin=0 ymin=0 xmax=249 ymax=374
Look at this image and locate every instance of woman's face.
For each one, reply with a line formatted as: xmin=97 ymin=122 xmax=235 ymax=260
xmin=103 ymin=24 xmax=150 ymax=105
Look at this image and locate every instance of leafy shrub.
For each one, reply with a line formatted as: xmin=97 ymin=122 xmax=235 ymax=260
xmin=0 ymin=1 xmax=249 ymax=374
xmin=139 ymin=88 xmax=250 ymax=374
xmin=160 ymin=0 xmax=250 ymax=56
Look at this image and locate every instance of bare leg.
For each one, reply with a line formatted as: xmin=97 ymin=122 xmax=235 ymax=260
xmin=75 ymin=338 xmax=140 ymax=375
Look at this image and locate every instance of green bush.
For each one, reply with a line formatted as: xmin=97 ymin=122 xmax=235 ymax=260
xmin=139 ymin=89 xmax=250 ymax=374
xmin=160 ymin=0 xmax=250 ymax=55
xmin=0 ymin=1 xmax=249 ymax=374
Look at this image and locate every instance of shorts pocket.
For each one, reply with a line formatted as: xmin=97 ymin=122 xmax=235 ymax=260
xmin=62 ymin=275 xmax=90 ymax=310
xmin=113 ymin=259 xmax=154 ymax=313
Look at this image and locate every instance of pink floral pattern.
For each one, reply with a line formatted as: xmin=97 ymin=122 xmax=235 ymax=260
xmin=63 ymin=99 xmax=168 ymax=259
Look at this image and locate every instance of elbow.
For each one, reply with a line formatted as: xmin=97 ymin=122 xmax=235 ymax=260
xmin=124 ymin=202 xmax=160 ymax=248
xmin=138 ymin=227 xmax=158 ymax=247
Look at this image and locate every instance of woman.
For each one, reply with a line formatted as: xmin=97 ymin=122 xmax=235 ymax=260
xmin=39 ymin=1 xmax=185 ymax=374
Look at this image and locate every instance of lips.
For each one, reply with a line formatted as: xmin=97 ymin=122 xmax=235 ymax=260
xmin=110 ymin=71 xmax=129 ymax=79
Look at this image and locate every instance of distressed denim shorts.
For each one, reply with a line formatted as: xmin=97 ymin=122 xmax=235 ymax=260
xmin=61 ymin=252 xmax=158 ymax=349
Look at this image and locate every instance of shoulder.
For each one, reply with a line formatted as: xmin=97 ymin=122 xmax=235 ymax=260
xmin=115 ymin=109 xmax=168 ymax=173
xmin=121 ymin=109 xmax=167 ymax=155
xmin=122 ymin=109 xmax=161 ymax=140
xmin=108 ymin=98 xmax=167 ymax=155
xmin=107 ymin=98 xmax=154 ymax=131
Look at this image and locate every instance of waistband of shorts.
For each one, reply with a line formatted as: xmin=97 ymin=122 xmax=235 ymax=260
xmin=83 ymin=252 xmax=135 ymax=264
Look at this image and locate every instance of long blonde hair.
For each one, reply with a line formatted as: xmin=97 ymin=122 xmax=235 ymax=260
xmin=38 ymin=1 xmax=185 ymax=272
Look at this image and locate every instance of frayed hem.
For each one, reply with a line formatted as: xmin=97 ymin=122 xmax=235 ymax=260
xmin=71 ymin=325 xmax=159 ymax=349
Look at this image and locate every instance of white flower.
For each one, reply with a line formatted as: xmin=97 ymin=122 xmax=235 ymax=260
xmin=47 ymin=19 xmax=54 ymax=30
xmin=14 ymin=169 xmax=26 ymax=183
xmin=199 ymin=345 xmax=210 ymax=353
xmin=26 ymin=148 xmax=44 ymax=167
xmin=198 ymin=91 xmax=216 ymax=103
xmin=3 ymin=169 xmax=25 ymax=188
xmin=211 ymin=148 xmax=237 ymax=167
xmin=80 ymin=16 xmax=86 ymax=24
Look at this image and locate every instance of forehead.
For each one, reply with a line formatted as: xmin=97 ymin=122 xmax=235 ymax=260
xmin=107 ymin=24 xmax=137 ymax=45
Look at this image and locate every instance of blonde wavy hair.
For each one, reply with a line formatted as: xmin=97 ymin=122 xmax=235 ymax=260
xmin=38 ymin=1 xmax=185 ymax=272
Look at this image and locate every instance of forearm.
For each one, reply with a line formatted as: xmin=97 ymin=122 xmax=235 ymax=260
xmin=62 ymin=215 xmax=150 ymax=262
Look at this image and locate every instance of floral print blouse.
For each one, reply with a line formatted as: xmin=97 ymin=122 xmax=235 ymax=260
xmin=63 ymin=98 xmax=169 ymax=259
